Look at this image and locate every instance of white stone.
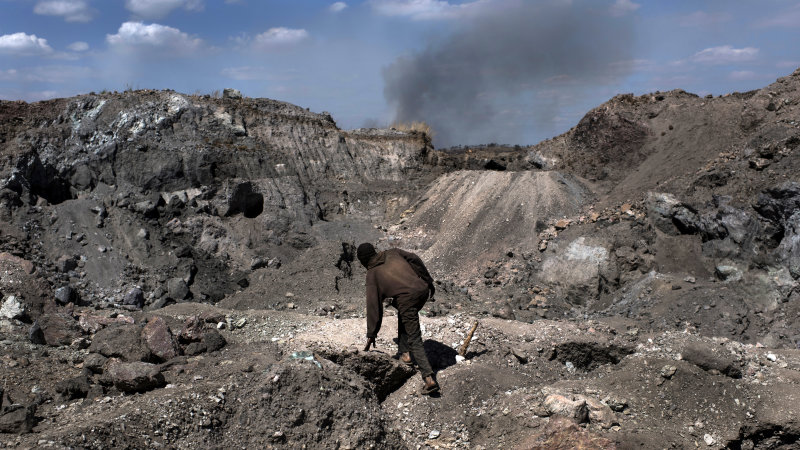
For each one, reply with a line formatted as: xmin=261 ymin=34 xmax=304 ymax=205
xmin=766 ymin=353 xmax=777 ymax=362
xmin=0 ymin=295 xmax=25 ymax=320
xmin=704 ymin=434 xmax=715 ymax=446
xmin=455 ymin=355 xmax=466 ymax=363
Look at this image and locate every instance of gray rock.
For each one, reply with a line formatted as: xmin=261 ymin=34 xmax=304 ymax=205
xmin=778 ymin=212 xmax=800 ymax=278
xmin=107 ymin=361 xmax=165 ymax=393
xmin=83 ymin=353 xmax=108 ymax=374
xmin=202 ymin=329 xmax=227 ymax=353
xmin=584 ymin=396 xmax=617 ymax=429
xmin=184 ymin=341 xmax=207 ymax=356
xmin=715 ymin=264 xmax=742 ymax=282
xmin=681 ymin=342 xmax=742 ymax=378
xmin=56 ymin=255 xmax=77 ymax=273
xmin=250 ymin=256 xmax=268 ymax=270
xmin=754 ymin=182 xmax=800 ymax=224
xmin=54 ymin=374 xmax=90 ymax=401
xmin=28 ymin=321 xmax=45 ymax=345
xmin=543 ymin=394 xmax=589 ymax=423
xmin=0 ymin=404 xmax=37 ymax=434
xmin=122 ymin=288 xmax=145 ymax=309
xmin=54 ymin=286 xmax=76 ymax=305
xmin=223 ymin=88 xmax=242 ymax=99
xmin=167 ymin=278 xmax=190 ymax=300
xmin=493 ymin=303 xmax=516 ymax=320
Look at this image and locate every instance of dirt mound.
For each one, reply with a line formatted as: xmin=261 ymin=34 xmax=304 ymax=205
xmin=396 ymin=170 xmax=592 ymax=275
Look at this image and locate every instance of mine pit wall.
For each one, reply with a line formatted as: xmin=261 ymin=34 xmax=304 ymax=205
xmin=0 ymin=91 xmax=432 ymax=304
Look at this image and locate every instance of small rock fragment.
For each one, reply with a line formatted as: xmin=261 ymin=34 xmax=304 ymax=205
xmin=660 ymin=365 xmax=677 ymax=379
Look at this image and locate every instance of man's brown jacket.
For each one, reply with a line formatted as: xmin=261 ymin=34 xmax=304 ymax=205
xmin=365 ymin=248 xmax=434 ymax=338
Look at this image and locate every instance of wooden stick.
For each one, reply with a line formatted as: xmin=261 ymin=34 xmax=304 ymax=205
xmin=458 ymin=321 xmax=479 ymax=356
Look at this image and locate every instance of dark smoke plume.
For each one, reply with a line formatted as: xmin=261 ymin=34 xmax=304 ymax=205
xmin=383 ymin=0 xmax=636 ymax=147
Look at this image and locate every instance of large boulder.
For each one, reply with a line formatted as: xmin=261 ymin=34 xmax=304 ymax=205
xmin=34 ymin=313 xmax=83 ymax=346
xmin=646 ymin=192 xmax=701 ymax=235
xmin=680 ymin=342 xmax=742 ymax=378
xmin=89 ymin=324 xmax=151 ymax=362
xmin=54 ymin=286 xmax=78 ymax=305
xmin=141 ymin=316 xmax=179 ymax=362
xmin=54 ymin=375 xmax=90 ymax=401
xmin=122 ymin=288 xmax=145 ymax=309
xmin=107 ymin=361 xmax=165 ymax=393
xmin=178 ymin=315 xmax=205 ymax=343
xmin=201 ymin=329 xmax=226 ymax=353
xmin=754 ymin=182 xmax=800 ymax=224
xmin=543 ymin=394 xmax=589 ymax=423
xmin=0 ymin=404 xmax=37 ymax=434
xmin=167 ymin=278 xmax=190 ymax=301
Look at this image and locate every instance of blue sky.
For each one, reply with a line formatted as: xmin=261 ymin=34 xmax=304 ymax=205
xmin=1 ymin=0 xmax=799 ymax=147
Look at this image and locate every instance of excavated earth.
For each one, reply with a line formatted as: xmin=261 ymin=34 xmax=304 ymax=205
xmin=0 ymin=68 xmax=800 ymax=448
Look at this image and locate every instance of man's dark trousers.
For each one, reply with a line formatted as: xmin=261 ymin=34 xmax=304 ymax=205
xmin=396 ymin=292 xmax=433 ymax=378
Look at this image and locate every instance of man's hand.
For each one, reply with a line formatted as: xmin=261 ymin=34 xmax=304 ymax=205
xmin=363 ymin=337 xmax=376 ymax=351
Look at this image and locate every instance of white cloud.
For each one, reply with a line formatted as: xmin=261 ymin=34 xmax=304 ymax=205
xmin=330 ymin=2 xmax=348 ymax=12
xmin=0 ymin=32 xmax=53 ymax=55
xmin=369 ymin=0 xmax=488 ymax=20
xmin=252 ymin=28 xmax=309 ymax=48
xmin=691 ymin=45 xmax=759 ymax=65
xmin=106 ymin=22 xmax=203 ymax=54
xmin=679 ymin=11 xmax=732 ymax=28
xmin=34 ymin=0 xmax=93 ymax=22
xmin=67 ymin=41 xmax=89 ymax=52
xmin=609 ymin=0 xmax=639 ymax=17
xmin=124 ymin=0 xmax=203 ymax=20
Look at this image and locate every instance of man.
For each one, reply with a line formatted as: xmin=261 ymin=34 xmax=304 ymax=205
xmin=357 ymin=242 xmax=439 ymax=395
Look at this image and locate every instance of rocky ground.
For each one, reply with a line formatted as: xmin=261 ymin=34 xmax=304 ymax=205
xmin=1 ymin=69 xmax=800 ymax=448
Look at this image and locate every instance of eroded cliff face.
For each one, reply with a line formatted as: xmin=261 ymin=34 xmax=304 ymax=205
xmin=0 ymin=90 xmax=432 ymax=305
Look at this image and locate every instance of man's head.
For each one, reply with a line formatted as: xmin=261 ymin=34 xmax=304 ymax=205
xmin=357 ymin=243 xmax=377 ymax=268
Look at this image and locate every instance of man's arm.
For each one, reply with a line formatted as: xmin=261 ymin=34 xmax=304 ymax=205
xmin=365 ymin=275 xmax=383 ymax=340
xmin=396 ymin=248 xmax=435 ymax=297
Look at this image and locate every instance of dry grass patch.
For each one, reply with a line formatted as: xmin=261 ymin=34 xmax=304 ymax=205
xmin=391 ymin=121 xmax=434 ymax=139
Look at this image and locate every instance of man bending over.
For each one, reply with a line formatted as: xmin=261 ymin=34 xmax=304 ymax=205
xmin=357 ymin=243 xmax=439 ymax=395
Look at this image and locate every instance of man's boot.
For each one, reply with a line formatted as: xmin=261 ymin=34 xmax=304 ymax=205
xmin=422 ymin=375 xmax=439 ymax=395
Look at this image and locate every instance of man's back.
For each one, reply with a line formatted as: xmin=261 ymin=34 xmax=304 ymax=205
xmin=366 ymin=248 xmax=429 ymax=302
